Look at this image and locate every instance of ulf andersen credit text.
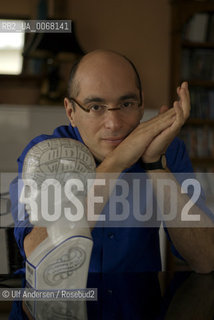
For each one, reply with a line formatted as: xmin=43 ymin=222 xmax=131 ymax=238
xmin=0 ymin=288 xmax=97 ymax=301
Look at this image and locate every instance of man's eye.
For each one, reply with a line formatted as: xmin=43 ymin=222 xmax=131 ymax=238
xmin=122 ymin=102 xmax=133 ymax=108
xmin=90 ymin=105 xmax=104 ymax=112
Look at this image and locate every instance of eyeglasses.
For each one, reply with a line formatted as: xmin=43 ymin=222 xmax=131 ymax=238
xmin=68 ymin=97 xmax=142 ymax=118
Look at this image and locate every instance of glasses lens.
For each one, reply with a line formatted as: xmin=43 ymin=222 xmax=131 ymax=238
xmin=75 ymin=100 xmax=140 ymax=118
xmin=88 ymin=104 xmax=107 ymax=117
xmin=120 ymin=101 xmax=139 ymax=113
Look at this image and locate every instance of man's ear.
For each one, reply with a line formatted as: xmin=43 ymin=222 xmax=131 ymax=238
xmin=64 ymin=98 xmax=76 ymax=127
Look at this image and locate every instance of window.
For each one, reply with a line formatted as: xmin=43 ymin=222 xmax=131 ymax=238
xmin=0 ymin=20 xmax=25 ymax=75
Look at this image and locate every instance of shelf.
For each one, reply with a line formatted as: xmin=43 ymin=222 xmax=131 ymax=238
xmin=0 ymin=74 xmax=43 ymax=82
xmin=170 ymin=0 xmax=214 ymax=272
xmin=0 ymin=74 xmax=43 ymax=89
xmin=171 ymin=0 xmax=214 ymax=14
xmin=171 ymin=1 xmax=214 ymax=164
xmin=0 ymin=74 xmax=43 ymax=105
xmin=187 ymin=119 xmax=214 ymax=125
xmin=187 ymin=80 xmax=214 ymax=87
xmin=182 ymin=40 xmax=214 ymax=49
xmin=191 ymin=157 xmax=214 ymax=166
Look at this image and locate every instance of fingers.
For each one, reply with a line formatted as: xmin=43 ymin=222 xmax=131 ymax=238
xmin=176 ymin=81 xmax=191 ymax=121
xmin=140 ymin=108 xmax=175 ymax=136
xmin=155 ymin=101 xmax=184 ymax=140
xmin=137 ymin=83 xmax=190 ymax=163
xmin=173 ymin=101 xmax=184 ymax=129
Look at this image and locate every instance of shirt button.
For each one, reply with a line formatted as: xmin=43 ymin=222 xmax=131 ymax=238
xmin=108 ymin=232 xmax=115 ymax=239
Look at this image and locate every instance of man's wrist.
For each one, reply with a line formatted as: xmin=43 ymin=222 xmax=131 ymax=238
xmin=97 ymin=155 xmax=124 ymax=174
xmin=141 ymin=154 xmax=167 ymax=171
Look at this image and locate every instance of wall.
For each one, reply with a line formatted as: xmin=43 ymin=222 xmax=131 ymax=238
xmin=68 ymin=0 xmax=171 ymax=110
xmin=0 ymin=0 xmax=38 ymax=18
xmin=0 ymin=105 xmax=68 ymax=172
xmin=0 ymin=0 xmax=171 ymax=109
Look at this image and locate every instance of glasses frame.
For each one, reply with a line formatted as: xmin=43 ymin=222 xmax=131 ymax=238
xmin=68 ymin=97 xmax=90 ymax=113
xmin=68 ymin=97 xmax=142 ymax=113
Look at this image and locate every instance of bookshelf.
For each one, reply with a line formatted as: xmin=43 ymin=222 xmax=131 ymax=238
xmin=170 ymin=0 xmax=214 ymax=172
xmin=166 ymin=0 xmax=214 ymax=273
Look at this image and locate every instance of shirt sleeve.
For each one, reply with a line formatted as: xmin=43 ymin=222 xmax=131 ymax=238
xmin=164 ymin=138 xmax=194 ymax=260
xmin=166 ymin=137 xmax=193 ymax=173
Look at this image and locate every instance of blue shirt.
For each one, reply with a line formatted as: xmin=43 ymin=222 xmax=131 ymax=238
xmin=10 ymin=124 xmax=194 ymax=273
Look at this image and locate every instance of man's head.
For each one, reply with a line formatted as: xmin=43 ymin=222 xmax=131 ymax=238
xmin=64 ymin=50 xmax=144 ymax=162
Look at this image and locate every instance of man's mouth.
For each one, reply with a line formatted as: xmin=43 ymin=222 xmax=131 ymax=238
xmin=102 ymin=137 xmax=125 ymax=145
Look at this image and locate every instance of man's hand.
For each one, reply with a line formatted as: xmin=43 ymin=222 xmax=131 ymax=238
xmin=142 ymin=81 xmax=190 ymax=163
xmin=104 ymin=107 xmax=176 ymax=172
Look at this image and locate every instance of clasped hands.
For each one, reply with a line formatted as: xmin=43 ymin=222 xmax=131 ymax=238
xmin=108 ymin=82 xmax=190 ymax=171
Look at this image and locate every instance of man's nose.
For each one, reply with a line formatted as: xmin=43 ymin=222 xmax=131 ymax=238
xmin=103 ymin=110 xmax=123 ymax=130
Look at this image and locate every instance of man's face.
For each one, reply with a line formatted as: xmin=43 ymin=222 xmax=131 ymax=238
xmin=65 ymin=52 xmax=144 ymax=162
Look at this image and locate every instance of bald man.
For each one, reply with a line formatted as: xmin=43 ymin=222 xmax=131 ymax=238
xmin=10 ymin=50 xmax=214 ymax=275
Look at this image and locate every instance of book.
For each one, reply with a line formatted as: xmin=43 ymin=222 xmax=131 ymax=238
xmin=208 ymin=91 xmax=214 ymax=119
xmin=207 ymin=13 xmax=214 ymax=42
xmin=185 ymin=13 xmax=209 ymax=42
xmin=190 ymin=49 xmax=214 ymax=80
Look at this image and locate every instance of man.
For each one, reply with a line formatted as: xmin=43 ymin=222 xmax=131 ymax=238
xmin=10 ymin=49 xmax=214 ymax=274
